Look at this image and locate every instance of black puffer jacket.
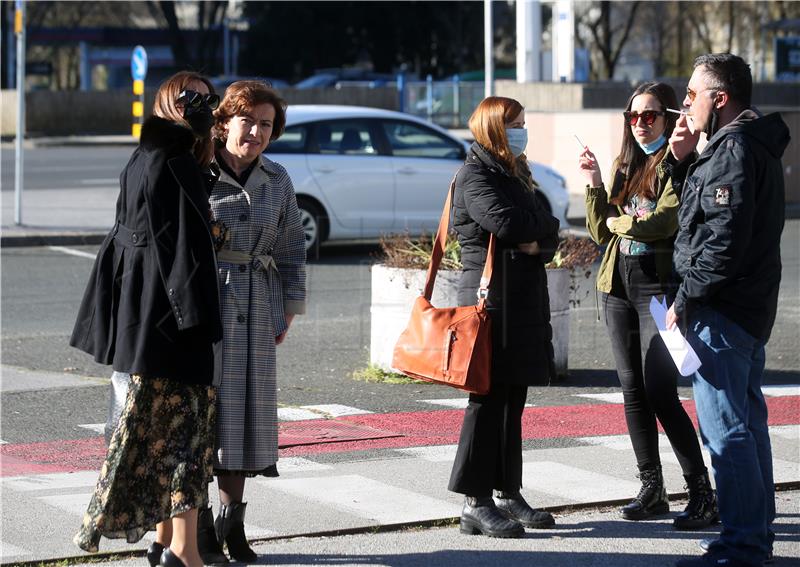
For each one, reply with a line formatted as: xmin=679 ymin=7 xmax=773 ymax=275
xmin=672 ymin=110 xmax=790 ymax=341
xmin=453 ymin=143 xmax=561 ymax=385
xmin=70 ymin=116 xmax=223 ymax=385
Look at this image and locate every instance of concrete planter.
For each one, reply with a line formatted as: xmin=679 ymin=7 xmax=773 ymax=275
xmin=370 ymin=264 xmax=572 ymax=378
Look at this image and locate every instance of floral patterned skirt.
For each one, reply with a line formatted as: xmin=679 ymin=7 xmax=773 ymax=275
xmin=74 ymin=374 xmax=216 ymax=553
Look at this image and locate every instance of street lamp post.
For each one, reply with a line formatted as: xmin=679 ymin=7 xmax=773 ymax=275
xmin=484 ymin=0 xmax=493 ymax=98
xmin=14 ymin=0 xmax=25 ymax=226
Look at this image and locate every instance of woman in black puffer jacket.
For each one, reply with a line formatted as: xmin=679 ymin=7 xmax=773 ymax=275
xmin=448 ymin=97 xmax=561 ymax=538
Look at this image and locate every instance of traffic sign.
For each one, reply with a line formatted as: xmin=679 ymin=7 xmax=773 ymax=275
xmin=131 ymin=45 xmax=148 ymax=81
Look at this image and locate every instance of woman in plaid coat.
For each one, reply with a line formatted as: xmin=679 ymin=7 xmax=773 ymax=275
xmin=200 ymin=81 xmax=307 ymax=564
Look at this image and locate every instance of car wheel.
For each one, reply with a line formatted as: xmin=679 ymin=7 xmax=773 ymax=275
xmin=296 ymin=197 xmax=327 ymax=254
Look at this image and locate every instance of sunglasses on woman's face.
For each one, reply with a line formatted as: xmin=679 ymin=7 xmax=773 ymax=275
xmin=176 ymin=90 xmax=220 ymax=110
xmin=623 ymin=110 xmax=665 ymax=126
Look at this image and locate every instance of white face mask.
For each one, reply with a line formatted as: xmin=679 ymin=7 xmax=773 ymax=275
xmin=506 ymin=128 xmax=528 ymax=157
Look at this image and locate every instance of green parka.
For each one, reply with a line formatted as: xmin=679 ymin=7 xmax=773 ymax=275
xmin=585 ymin=151 xmax=688 ymax=294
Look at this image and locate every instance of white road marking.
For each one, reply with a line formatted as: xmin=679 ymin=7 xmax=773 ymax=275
xmin=276 ymin=457 xmax=332 ymax=472
xmin=2 ymin=470 xmax=99 ymax=492
xmin=0 ymin=541 xmax=29 ymax=560
xmin=267 ymin=474 xmax=459 ymax=523
xmin=575 ymin=392 xmax=689 ymax=404
xmin=770 ymin=425 xmax=800 ymax=440
xmin=278 ymin=405 xmax=373 ymax=421
xmin=78 ymin=423 xmax=105 ymax=434
xmin=37 ymin=492 xmax=93 ymax=515
xmin=419 ymin=398 xmax=469 ymax=408
xmin=762 ymin=385 xmax=800 ymax=397
xmin=301 ymin=404 xmax=373 ymax=417
xmin=522 ymin=461 xmax=642 ymax=502
xmin=80 ymin=178 xmax=119 ymax=185
xmin=48 ymin=246 xmax=97 ymax=260
xmin=395 ymin=444 xmax=458 ymax=462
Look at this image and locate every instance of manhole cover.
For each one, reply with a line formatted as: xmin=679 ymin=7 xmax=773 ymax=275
xmin=279 ymin=420 xmax=403 ymax=448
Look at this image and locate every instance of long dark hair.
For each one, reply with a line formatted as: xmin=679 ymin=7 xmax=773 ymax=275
xmin=152 ymin=71 xmax=216 ymax=167
xmin=611 ymin=82 xmax=679 ymax=206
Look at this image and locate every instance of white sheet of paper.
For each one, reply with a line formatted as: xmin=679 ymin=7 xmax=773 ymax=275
xmin=649 ymin=296 xmax=702 ymax=377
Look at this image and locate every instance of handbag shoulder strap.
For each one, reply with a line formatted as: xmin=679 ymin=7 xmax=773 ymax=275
xmin=423 ymin=171 xmax=496 ymax=301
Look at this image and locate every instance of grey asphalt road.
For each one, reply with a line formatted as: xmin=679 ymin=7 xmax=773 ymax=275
xmin=0 ymin=145 xmax=130 ymax=193
xmin=2 ymin=219 xmax=799 ymax=446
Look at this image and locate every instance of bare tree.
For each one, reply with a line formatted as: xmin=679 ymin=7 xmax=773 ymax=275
xmin=148 ymin=0 xmax=227 ymax=73
xmin=577 ymin=0 xmax=642 ymax=80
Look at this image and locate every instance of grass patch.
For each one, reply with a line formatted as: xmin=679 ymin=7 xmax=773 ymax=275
xmin=351 ymin=363 xmax=428 ymax=385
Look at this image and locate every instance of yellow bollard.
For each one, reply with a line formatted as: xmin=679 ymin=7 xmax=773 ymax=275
xmin=132 ymin=79 xmax=144 ymax=139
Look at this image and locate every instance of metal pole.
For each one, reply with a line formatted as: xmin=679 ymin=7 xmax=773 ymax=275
xmin=452 ymin=74 xmax=460 ymax=128
xmin=396 ymin=72 xmax=405 ymax=113
xmin=14 ymin=0 xmax=25 ymax=226
xmin=484 ymin=0 xmax=493 ymax=98
xmin=223 ymin=20 xmax=231 ymax=76
xmin=426 ymin=74 xmax=434 ymax=122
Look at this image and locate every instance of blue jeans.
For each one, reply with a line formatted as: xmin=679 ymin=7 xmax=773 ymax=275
xmin=687 ymin=307 xmax=775 ymax=565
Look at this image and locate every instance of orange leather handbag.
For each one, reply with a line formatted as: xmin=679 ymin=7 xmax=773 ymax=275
xmin=391 ymin=180 xmax=495 ymax=395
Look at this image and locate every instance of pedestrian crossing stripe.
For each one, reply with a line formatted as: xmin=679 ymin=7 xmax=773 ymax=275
xmin=762 ymin=385 xmax=800 ymax=397
xmin=78 ymin=423 xmax=105 ymax=434
xmin=575 ymin=392 xmax=689 ymax=404
xmin=277 ymin=404 xmax=373 ymax=421
xmin=522 ymin=462 xmax=642 ymax=502
xmin=265 ymin=474 xmax=460 ymax=523
xmin=395 ymin=444 xmax=458 ymax=462
xmin=2 ymin=470 xmax=100 ymax=491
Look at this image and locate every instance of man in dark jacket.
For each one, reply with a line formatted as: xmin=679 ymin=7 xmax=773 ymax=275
xmin=667 ymin=54 xmax=790 ymax=567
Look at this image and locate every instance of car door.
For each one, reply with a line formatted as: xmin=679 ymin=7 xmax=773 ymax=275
xmin=305 ymin=119 xmax=395 ymax=236
xmin=380 ymin=119 xmax=466 ymax=234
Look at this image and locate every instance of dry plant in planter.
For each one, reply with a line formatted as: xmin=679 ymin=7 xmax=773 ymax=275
xmin=377 ymin=232 xmax=462 ymax=271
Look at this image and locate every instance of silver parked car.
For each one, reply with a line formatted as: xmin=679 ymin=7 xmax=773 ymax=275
xmin=265 ymin=105 xmax=570 ymax=251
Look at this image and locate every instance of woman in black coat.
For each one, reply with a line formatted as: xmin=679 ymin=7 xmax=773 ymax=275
xmin=71 ymin=72 xmax=223 ymax=567
xmin=448 ymin=96 xmax=561 ymax=538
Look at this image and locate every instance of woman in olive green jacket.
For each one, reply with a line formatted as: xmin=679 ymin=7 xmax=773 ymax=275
xmin=578 ymin=82 xmax=717 ymax=531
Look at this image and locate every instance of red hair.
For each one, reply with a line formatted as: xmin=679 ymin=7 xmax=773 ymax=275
xmin=468 ymin=96 xmax=524 ymax=175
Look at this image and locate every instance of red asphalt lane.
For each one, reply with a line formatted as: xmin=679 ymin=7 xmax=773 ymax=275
xmin=1 ymin=397 xmax=797 ymax=477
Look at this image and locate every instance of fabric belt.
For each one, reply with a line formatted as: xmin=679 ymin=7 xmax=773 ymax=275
xmin=113 ymin=222 xmax=147 ymax=247
xmin=217 ymin=249 xmax=277 ymax=275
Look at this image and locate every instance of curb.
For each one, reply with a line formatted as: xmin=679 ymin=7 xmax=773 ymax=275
xmin=8 ymin=482 xmax=799 ymax=567
xmin=0 ymin=232 xmax=107 ymax=248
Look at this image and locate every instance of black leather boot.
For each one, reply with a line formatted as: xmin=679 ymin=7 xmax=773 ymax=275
xmin=494 ymin=491 xmax=555 ymax=528
xmin=198 ymin=506 xmax=229 ymax=564
xmin=459 ymin=496 xmax=525 ymax=538
xmin=215 ymin=502 xmax=257 ymax=563
xmin=620 ymin=467 xmax=669 ymax=520
xmin=146 ymin=542 xmax=164 ymax=567
xmin=674 ymin=472 xmax=719 ymax=530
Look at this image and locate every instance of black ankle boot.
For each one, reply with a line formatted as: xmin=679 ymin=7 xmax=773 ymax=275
xmin=620 ymin=467 xmax=669 ymax=520
xmin=459 ymin=496 xmax=525 ymax=538
xmin=494 ymin=491 xmax=555 ymax=528
xmin=146 ymin=542 xmax=164 ymax=567
xmin=159 ymin=548 xmax=186 ymax=567
xmin=198 ymin=506 xmax=229 ymax=564
xmin=674 ymin=472 xmax=719 ymax=530
xmin=215 ymin=501 xmax=257 ymax=562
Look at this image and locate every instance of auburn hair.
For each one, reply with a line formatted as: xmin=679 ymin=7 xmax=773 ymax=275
xmin=468 ymin=96 xmax=534 ymax=186
xmin=213 ymin=81 xmax=287 ymax=143
xmin=151 ymin=71 xmax=216 ymax=167
xmin=611 ymin=82 xmax=679 ymax=206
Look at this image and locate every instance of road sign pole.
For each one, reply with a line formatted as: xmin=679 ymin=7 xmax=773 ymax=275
xmin=14 ymin=0 xmax=25 ymax=226
xmin=131 ymin=46 xmax=147 ymax=139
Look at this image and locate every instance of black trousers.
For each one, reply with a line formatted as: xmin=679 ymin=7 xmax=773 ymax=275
xmin=602 ymin=252 xmax=706 ymax=476
xmin=448 ymin=382 xmax=528 ymax=496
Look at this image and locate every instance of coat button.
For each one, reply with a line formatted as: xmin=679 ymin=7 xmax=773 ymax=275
xmin=237 ymin=314 xmax=246 ymax=323
xmin=239 ymin=213 xmax=248 ymax=222
xmin=178 ymin=317 xmax=183 ymax=325
xmin=238 ymin=264 xmax=247 ymax=272
xmin=169 ymin=289 xmax=175 ymax=296
xmin=131 ymin=233 xmax=138 ymax=243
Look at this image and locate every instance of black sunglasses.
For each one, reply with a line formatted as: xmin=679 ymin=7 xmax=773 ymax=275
xmin=177 ymin=90 xmax=220 ymax=110
xmin=623 ymin=110 xmax=665 ymax=126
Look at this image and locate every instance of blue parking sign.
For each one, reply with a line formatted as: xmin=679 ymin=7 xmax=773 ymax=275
xmin=131 ymin=45 xmax=148 ymax=81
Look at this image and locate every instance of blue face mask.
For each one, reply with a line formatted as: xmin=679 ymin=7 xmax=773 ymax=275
xmin=637 ymin=134 xmax=666 ymax=155
xmin=506 ymin=128 xmax=528 ymax=157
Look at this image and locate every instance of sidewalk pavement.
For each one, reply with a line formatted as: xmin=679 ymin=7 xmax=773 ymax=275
xmin=1 ymin=367 xmax=798 ymax=566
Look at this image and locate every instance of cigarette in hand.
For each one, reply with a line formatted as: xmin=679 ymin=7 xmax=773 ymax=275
xmin=666 ymin=108 xmax=692 ymax=116
xmin=573 ymin=134 xmax=587 ymax=150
